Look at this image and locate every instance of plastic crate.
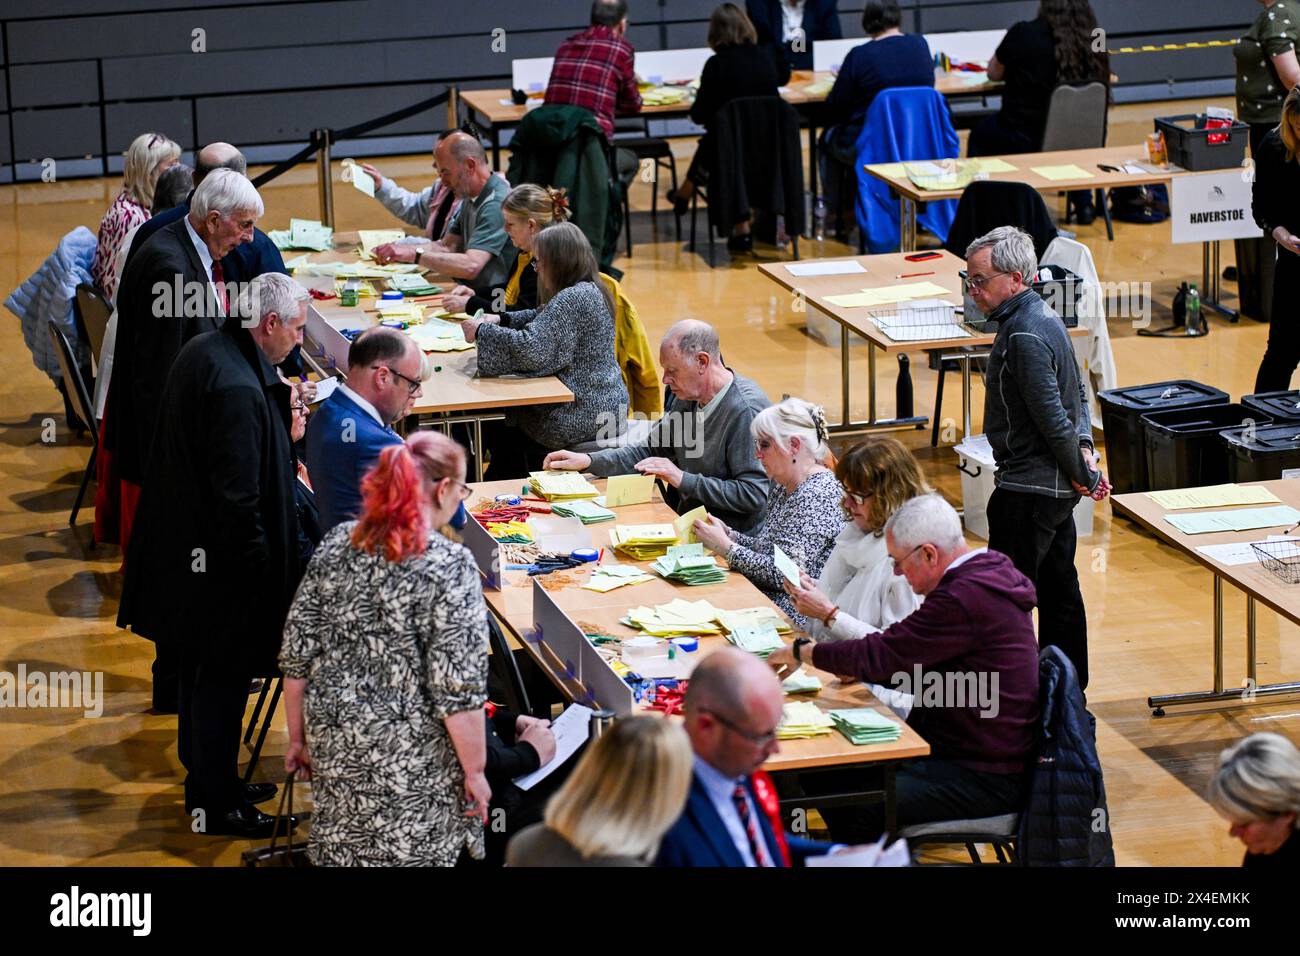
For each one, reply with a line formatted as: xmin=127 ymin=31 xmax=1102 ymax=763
xmin=1222 ymin=423 xmax=1300 ymax=483
xmin=1241 ymin=390 xmax=1300 ymax=423
xmin=1154 ymin=114 xmax=1249 ymax=171
xmin=1142 ymin=403 xmax=1270 ymax=491
xmin=1098 ymin=380 xmax=1229 ymax=494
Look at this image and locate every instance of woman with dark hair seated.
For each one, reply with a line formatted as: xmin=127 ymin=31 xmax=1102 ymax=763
xmin=820 ymin=1 xmax=934 ymax=239
xmin=666 ymin=3 xmax=790 ymax=254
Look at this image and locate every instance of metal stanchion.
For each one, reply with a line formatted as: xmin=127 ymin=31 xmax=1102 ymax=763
xmin=315 ymin=129 xmax=334 ymax=228
xmin=447 ymin=85 xmax=460 ymax=131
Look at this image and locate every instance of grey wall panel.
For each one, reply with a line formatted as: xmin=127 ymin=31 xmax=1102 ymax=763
xmin=664 ymin=21 xmax=710 ymax=49
xmin=663 ymin=0 xmax=723 ymax=20
xmin=0 ymin=0 xmax=244 ymax=19
xmin=105 ymin=101 xmax=195 ymax=153
xmin=0 ymin=69 xmax=7 ymax=111
xmin=197 ymin=84 xmax=449 ymax=146
xmin=1111 ymin=33 xmax=1240 ymax=84
xmin=917 ymin=2 xmax=1037 ymax=32
xmin=11 ymin=105 xmax=100 ymax=160
xmin=8 ymin=60 xmax=98 ymax=107
xmin=1091 ymin=0 xmax=1245 ymax=35
xmin=0 ymin=118 xmax=10 ymax=166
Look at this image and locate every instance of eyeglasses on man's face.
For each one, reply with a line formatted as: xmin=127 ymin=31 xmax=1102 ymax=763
xmin=966 ymin=270 xmax=1010 ymax=291
xmin=702 ymin=708 xmax=779 ymax=747
xmin=374 ymin=365 xmax=422 ymax=395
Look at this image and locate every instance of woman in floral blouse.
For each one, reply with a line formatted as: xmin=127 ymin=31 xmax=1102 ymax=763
xmin=91 ymin=132 xmax=181 ymax=302
xmin=694 ymin=397 xmax=846 ymax=627
xmin=280 ymin=431 xmax=490 ymax=866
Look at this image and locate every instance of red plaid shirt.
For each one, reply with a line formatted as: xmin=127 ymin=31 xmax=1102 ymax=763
xmin=544 ymin=25 xmax=642 ymax=141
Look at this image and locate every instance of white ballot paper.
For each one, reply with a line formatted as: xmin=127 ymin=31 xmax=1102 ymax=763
xmin=513 ymin=703 xmax=593 ymax=791
xmin=806 ymin=835 xmax=911 ymax=867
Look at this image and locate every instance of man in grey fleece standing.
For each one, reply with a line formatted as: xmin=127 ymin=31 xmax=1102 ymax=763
xmin=543 ymin=319 xmax=772 ymax=531
xmin=969 ymin=226 xmax=1111 ymax=690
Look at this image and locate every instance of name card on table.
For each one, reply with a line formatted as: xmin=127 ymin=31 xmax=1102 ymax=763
xmin=1170 ymin=170 xmax=1263 ymax=244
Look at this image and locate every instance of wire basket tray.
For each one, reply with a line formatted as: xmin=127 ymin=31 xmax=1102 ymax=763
xmin=1251 ymin=538 xmax=1300 ymax=584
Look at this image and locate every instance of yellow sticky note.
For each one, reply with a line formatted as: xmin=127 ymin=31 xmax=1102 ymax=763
xmin=971 ymin=157 xmax=1017 ymax=174
xmin=1030 ymin=164 xmax=1094 ymax=182
xmin=605 ymin=473 xmax=655 ymax=507
xmin=673 ymin=505 xmax=708 ymax=543
xmin=869 ymin=162 xmax=908 ymax=178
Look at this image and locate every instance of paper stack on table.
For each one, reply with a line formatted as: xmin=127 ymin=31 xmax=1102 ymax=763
xmin=604 ymin=473 xmax=655 ymax=506
xmin=716 ymin=606 xmax=792 ymax=634
xmin=288 ymin=218 xmax=334 ymax=251
xmin=609 ymin=523 xmax=680 ymax=559
xmin=652 ymin=542 xmax=728 ymax=585
xmin=726 ymin=622 xmax=784 ymax=659
xmin=641 ymin=86 xmax=690 ymax=105
xmin=551 ymin=499 xmax=617 ymax=524
xmin=776 ymin=700 xmax=835 ymax=739
xmin=528 ymin=471 xmax=600 ymax=501
xmin=1165 ymin=505 xmax=1300 ymax=536
xmin=826 ymin=282 xmax=954 ymax=309
xmin=388 ymin=273 xmax=442 ymax=295
xmin=782 ymin=668 xmax=823 ymax=694
xmin=376 ymin=301 xmax=423 ymax=321
xmin=1147 ymin=484 xmax=1282 ymax=510
xmin=357 ymin=229 xmax=407 ymax=258
xmin=406 ymin=319 xmax=473 ymax=352
xmin=829 ymin=708 xmax=902 ymax=745
xmin=581 ymin=564 xmax=655 ymax=592
xmin=623 ymin=599 xmax=726 ymax=636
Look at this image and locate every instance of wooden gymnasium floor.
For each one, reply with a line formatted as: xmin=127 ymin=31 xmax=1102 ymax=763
xmin=1 ymin=96 xmax=1296 ymax=866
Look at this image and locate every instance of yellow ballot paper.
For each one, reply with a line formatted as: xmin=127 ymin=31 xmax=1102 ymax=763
xmin=604 ymin=473 xmax=655 ymax=507
xmin=673 ymin=505 xmax=708 ymax=543
xmin=528 ymin=471 xmax=600 ymax=501
xmin=1145 ymin=484 xmax=1282 ymax=511
xmin=358 ymin=229 xmax=407 ymax=259
xmin=970 ymin=157 xmax=1018 ymax=174
xmin=1030 ymin=164 xmax=1094 ymax=182
xmin=342 ymin=159 xmax=375 ymax=198
xmin=868 ymin=162 xmax=908 ymax=178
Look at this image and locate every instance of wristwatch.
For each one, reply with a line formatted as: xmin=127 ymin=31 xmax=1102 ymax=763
xmin=792 ymin=637 xmax=813 ymax=665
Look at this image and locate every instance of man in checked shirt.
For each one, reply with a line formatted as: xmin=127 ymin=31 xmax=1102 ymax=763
xmin=545 ymin=0 xmax=644 ymax=186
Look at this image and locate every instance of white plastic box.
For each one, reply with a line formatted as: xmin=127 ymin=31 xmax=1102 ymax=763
xmin=954 ymin=434 xmax=1095 ymax=540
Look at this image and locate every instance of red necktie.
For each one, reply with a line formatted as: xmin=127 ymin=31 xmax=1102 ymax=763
xmin=732 ymin=783 xmax=769 ymax=867
xmin=210 ymin=260 xmax=228 ymax=314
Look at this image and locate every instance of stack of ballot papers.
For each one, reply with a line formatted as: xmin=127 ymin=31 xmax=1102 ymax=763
xmin=272 ymin=218 xmax=333 ymax=251
xmin=357 ymin=229 xmax=406 ymax=258
xmin=550 ymin=499 xmax=617 ymax=524
xmin=782 ymin=669 xmax=823 ymax=694
xmin=776 ymin=700 xmax=835 ymax=739
xmin=640 ymin=86 xmax=690 ymax=105
xmin=528 ymin=471 xmax=600 ymax=501
xmin=623 ymin=599 xmax=725 ymax=637
xmin=651 ymin=543 xmax=727 ymax=585
xmin=388 ymin=273 xmax=442 ymax=295
xmin=716 ymin=607 xmax=792 ymax=635
xmin=725 ymin=622 xmax=784 ymax=658
xmin=581 ymin=564 xmax=655 ymax=592
xmin=829 ymin=708 xmax=902 ymax=745
xmin=609 ymin=523 xmax=680 ymax=560
xmin=376 ymin=301 xmax=423 ymax=321
xmin=406 ymin=319 xmax=473 ymax=352
xmin=1146 ymin=484 xmax=1282 ymax=510
xmin=1164 ymin=505 xmax=1300 ymax=536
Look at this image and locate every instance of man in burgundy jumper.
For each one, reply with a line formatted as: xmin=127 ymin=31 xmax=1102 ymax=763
xmin=768 ymin=494 xmax=1040 ymax=842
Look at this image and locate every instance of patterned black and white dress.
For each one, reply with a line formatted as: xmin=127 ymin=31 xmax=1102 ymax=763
xmin=280 ymin=523 xmax=489 ymax=866
xmin=724 ymin=469 xmax=846 ymax=627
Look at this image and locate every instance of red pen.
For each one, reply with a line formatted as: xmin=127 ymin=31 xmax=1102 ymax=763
xmin=895 ymin=270 xmax=936 ymax=279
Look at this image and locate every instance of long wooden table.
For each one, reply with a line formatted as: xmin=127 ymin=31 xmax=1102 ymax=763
xmin=469 ymin=476 xmax=929 ymax=825
xmin=758 ymin=250 xmax=1088 ymax=437
xmin=297 ymin=230 xmax=573 ymax=478
xmin=460 ymin=67 xmax=1001 ymax=201
xmin=863 ymin=145 xmax=1238 ymax=317
xmin=1111 ymin=479 xmax=1300 ymax=713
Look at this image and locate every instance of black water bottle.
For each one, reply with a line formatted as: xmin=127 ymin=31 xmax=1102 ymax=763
xmin=896 ymin=354 xmax=914 ymax=418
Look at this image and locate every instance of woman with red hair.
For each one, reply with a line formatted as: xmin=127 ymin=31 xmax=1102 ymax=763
xmin=279 ymin=430 xmax=489 ymax=866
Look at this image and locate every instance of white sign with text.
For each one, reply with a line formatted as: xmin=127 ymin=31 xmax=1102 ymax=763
xmin=1170 ymin=169 xmax=1262 ymax=244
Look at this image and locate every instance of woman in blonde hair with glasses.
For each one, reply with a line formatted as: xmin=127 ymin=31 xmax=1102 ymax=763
xmin=507 ymin=716 xmax=693 ymax=866
xmin=1208 ymin=731 xmax=1300 ymax=868
xmin=693 ymin=397 xmax=846 ymax=626
xmin=91 ymin=131 xmax=181 ymax=301
xmin=442 ymin=183 xmax=570 ymax=316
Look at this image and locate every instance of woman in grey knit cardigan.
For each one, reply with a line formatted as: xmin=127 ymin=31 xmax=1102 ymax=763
xmin=463 ymin=222 xmax=628 ymax=479
xmin=694 ymin=397 xmax=846 ymax=628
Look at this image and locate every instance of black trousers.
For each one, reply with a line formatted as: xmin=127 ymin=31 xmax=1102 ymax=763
xmin=482 ymin=421 xmax=554 ymax=482
xmin=798 ymin=759 xmax=1024 ymax=843
xmin=151 ymin=639 xmax=180 ymax=712
xmin=987 ymin=486 xmax=1089 ymax=689
xmin=1254 ymin=244 xmax=1300 ymax=393
xmin=178 ymin=641 xmax=252 ymax=818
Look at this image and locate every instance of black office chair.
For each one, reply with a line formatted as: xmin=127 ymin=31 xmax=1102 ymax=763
xmin=1040 ymin=82 xmax=1113 ymax=240
xmin=612 ymin=116 xmax=681 ymax=240
xmin=45 ymin=321 xmax=97 ymax=526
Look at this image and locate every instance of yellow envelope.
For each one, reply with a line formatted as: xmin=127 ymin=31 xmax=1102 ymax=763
xmin=1030 ymin=164 xmax=1094 ymax=182
xmin=605 ymin=473 xmax=655 ymax=507
xmin=673 ymin=505 xmax=708 ymax=543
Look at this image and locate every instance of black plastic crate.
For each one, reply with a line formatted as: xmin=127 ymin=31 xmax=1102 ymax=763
xmin=1155 ymin=114 xmax=1249 ymax=171
xmin=1099 ymin=381 xmax=1229 ymax=494
xmin=962 ymin=263 xmax=1081 ymax=330
xmin=1142 ymin=404 xmax=1270 ymax=491
xmin=1222 ymin=423 xmax=1300 ymax=483
xmin=1241 ymin=390 xmax=1300 ymax=423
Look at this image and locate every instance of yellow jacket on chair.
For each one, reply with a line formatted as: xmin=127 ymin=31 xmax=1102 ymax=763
xmin=600 ymin=273 xmax=662 ymax=417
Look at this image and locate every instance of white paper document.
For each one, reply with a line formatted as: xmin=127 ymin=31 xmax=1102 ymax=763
xmin=1195 ymin=535 xmax=1292 ymax=567
xmin=308 ymin=376 xmax=340 ymax=405
xmin=785 ymin=261 xmax=868 ymax=277
xmin=806 ymin=835 xmax=910 ymax=867
xmin=512 ymin=704 xmax=593 ymax=791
